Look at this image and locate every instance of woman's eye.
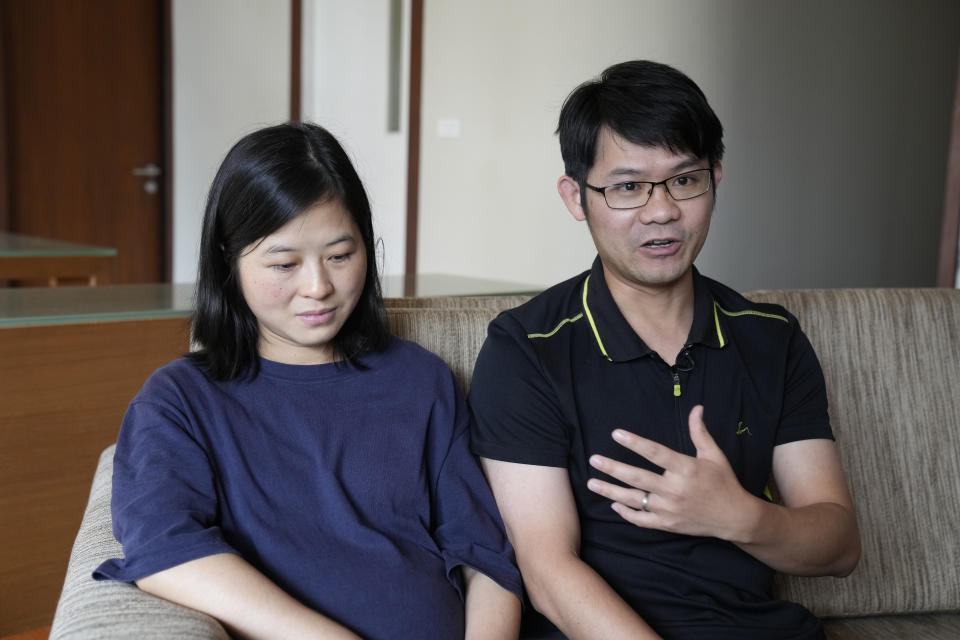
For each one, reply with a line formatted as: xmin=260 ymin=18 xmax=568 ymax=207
xmin=271 ymin=263 xmax=296 ymax=271
xmin=330 ymin=252 xmax=352 ymax=263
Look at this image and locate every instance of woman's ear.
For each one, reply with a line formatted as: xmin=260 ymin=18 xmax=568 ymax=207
xmin=558 ymin=175 xmax=587 ymax=222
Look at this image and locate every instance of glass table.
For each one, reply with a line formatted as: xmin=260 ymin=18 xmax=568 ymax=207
xmin=0 ymin=231 xmax=118 ymax=286
xmin=0 ymin=275 xmax=541 ymax=327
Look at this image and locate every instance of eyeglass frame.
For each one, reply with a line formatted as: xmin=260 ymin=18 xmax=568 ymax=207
xmin=583 ymin=167 xmax=715 ymax=210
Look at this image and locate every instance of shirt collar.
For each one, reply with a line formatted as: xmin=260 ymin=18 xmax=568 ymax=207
xmin=689 ymin=268 xmax=726 ymax=350
xmin=581 ymin=258 xmax=725 ymax=362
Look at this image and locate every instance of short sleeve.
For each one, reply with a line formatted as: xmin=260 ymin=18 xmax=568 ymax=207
xmin=94 ymin=374 xmax=236 ymax=582
xmin=776 ymin=321 xmax=834 ymax=445
xmin=429 ymin=374 xmax=523 ymax=601
xmin=469 ymin=313 xmax=571 ymax=467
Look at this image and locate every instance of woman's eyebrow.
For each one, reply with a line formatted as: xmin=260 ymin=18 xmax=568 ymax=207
xmin=325 ymin=234 xmax=356 ymax=247
xmin=264 ymin=244 xmax=297 ymax=255
xmin=262 ymin=234 xmax=355 ymax=254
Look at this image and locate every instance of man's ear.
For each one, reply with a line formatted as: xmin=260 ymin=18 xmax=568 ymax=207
xmin=712 ymin=162 xmax=723 ymax=189
xmin=558 ymin=175 xmax=587 ymax=222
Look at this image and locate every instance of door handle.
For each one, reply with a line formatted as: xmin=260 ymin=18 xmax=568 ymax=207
xmin=132 ymin=163 xmax=162 ymax=178
xmin=132 ymin=163 xmax=162 ymax=194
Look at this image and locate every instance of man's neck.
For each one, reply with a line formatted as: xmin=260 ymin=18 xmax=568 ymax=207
xmin=603 ymin=267 xmax=695 ymax=366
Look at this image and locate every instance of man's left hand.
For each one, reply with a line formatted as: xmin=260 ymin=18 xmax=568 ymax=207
xmin=586 ymin=405 xmax=758 ymax=541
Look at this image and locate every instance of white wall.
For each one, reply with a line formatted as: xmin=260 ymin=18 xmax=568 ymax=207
xmin=418 ymin=0 xmax=960 ymax=290
xmin=171 ymin=0 xmax=290 ymax=283
xmin=169 ymin=1 xmax=959 ymax=290
xmin=301 ymin=0 xmax=410 ymax=277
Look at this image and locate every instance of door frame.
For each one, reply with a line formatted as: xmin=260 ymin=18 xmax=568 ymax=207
xmin=290 ymin=0 xmax=301 ymax=122
xmin=289 ymin=0 xmax=423 ymax=293
xmin=1 ymin=12 xmax=9 ymax=231
xmin=161 ymin=0 xmax=173 ymax=281
xmin=937 ymin=50 xmax=960 ymax=288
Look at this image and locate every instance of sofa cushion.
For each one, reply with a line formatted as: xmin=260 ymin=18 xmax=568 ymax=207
xmin=746 ymin=289 xmax=960 ymax=618
xmin=823 ymin=612 xmax=960 ymax=639
xmin=50 ymin=446 xmax=228 ymax=640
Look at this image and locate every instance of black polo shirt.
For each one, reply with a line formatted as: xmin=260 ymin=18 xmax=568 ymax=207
xmin=469 ymin=257 xmax=832 ymax=640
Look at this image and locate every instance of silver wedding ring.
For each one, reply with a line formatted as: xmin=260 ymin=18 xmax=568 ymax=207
xmin=640 ymin=491 xmax=650 ymax=512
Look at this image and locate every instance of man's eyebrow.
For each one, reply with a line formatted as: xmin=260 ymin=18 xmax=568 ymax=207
xmin=668 ymin=157 xmax=705 ymax=173
xmin=606 ymin=158 xmax=704 ymax=180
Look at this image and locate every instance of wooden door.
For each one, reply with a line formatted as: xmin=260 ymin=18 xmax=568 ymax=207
xmin=1 ymin=0 xmax=166 ymax=283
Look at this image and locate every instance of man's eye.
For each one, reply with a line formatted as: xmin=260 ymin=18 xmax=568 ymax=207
xmin=672 ymin=173 xmax=704 ymax=188
xmin=616 ymin=182 xmax=639 ymax=192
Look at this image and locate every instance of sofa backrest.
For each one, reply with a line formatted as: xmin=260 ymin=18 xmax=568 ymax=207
xmin=745 ymin=289 xmax=960 ymax=618
xmin=391 ymin=290 xmax=960 ymax=620
xmin=385 ymin=295 xmax=533 ymax=310
xmin=387 ymin=298 xmax=530 ymax=392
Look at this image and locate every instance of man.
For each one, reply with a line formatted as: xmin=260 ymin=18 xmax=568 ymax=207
xmin=469 ymin=60 xmax=860 ymax=640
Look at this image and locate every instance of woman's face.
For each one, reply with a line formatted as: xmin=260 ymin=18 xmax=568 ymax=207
xmin=237 ymin=199 xmax=367 ymax=365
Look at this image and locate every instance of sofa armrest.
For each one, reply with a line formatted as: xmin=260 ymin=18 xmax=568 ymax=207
xmin=50 ymin=445 xmax=229 ymax=640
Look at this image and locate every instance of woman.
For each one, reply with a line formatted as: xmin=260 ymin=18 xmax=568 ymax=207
xmin=95 ymin=123 xmax=522 ymax=639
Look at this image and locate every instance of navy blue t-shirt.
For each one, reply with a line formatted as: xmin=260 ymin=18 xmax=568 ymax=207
xmin=96 ymin=338 xmax=521 ymax=639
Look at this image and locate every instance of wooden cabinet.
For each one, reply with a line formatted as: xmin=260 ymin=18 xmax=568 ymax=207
xmin=0 ymin=286 xmax=191 ymax=635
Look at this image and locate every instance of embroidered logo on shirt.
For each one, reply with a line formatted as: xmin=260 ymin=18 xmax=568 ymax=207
xmin=736 ymin=420 xmax=752 ymax=436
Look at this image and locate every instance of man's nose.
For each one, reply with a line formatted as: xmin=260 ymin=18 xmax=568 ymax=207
xmin=637 ymin=183 xmax=681 ymax=224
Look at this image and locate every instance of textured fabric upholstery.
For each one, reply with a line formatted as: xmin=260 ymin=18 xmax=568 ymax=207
xmin=745 ymin=289 xmax=960 ymax=620
xmin=50 ymin=446 xmax=229 ymax=639
xmin=385 ymin=295 xmax=532 ymax=310
xmin=822 ymin=613 xmax=960 ymax=639
xmin=50 ymin=290 xmax=960 ymax=638
xmin=387 ymin=306 xmax=512 ymax=392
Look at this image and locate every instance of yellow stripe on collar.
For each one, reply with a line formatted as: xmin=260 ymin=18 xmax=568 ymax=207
xmin=715 ymin=302 xmax=789 ymax=324
xmin=713 ymin=301 xmax=789 ymax=349
xmin=582 ymin=275 xmax=612 ymax=361
xmin=527 ymin=313 xmax=584 ymax=340
xmin=712 ymin=302 xmax=726 ymax=348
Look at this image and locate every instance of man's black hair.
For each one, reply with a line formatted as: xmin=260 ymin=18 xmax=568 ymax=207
xmin=557 ymin=60 xmax=724 ymax=187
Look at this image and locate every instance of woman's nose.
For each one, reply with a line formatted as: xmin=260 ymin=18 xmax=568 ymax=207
xmin=301 ymin=262 xmax=334 ymax=299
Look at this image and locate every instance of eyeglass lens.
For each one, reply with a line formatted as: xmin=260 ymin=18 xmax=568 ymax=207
xmin=605 ymin=169 xmax=711 ymax=208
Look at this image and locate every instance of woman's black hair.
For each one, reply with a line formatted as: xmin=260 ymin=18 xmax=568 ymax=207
xmin=188 ymin=122 xmax=390 ymax=380
xmin=557 ymin=60 xmax=725 ymax=189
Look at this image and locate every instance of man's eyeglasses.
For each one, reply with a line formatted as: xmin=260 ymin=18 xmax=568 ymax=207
xmin=584 ymin=168 xmax=713 ymax=209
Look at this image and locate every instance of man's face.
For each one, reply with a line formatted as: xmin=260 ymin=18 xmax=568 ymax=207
xmin=558 ymin=128 xmax=721 ymax=296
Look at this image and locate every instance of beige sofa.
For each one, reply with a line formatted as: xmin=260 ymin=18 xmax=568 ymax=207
xmin=50 ymin=289 xmax=960 ymax=639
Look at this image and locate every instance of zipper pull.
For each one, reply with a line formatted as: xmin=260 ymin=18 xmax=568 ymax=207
xmin=672 ymin=348 xmax=694 ymax=398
